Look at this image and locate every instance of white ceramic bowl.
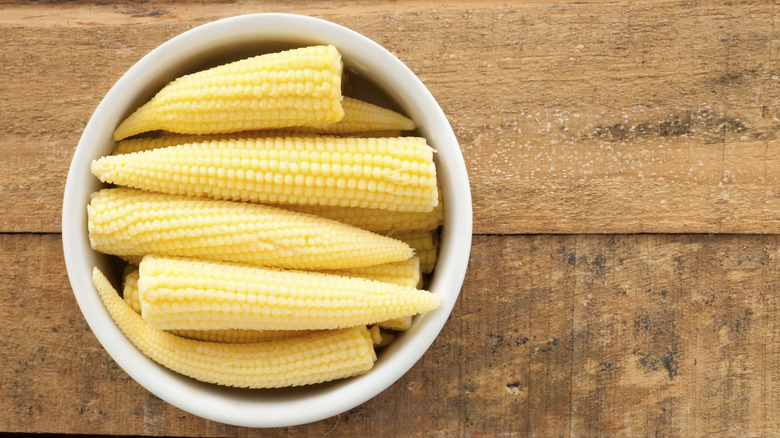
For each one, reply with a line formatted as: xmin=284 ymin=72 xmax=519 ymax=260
xmin=62 ymin=13 xmax=472 ymax=428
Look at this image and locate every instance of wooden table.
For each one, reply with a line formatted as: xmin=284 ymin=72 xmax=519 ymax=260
xmin=3 ymin=1 xmax=779 ymax=436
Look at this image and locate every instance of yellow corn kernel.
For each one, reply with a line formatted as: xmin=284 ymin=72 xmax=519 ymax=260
xmin=113 ymin=45 xmax=344 ymax=140
xmin=92 ymin=267 xmax=376 ymax=388
xmin=388 ymin=230 xmax=439 ymax=274
xmin=88 ymin=188 xmax=411 ymax=270
xmin=137 ymin=255 xmax=442 ymax=331
xmin=91 ymin=136 xmax=439 ymax=212
xmin=121 ymin=268 xmax=312 ymax=343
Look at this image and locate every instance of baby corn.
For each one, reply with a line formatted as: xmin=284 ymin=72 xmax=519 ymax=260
xmin=91 ymin=136 xmax=438 ymax=212
xmin=93 ymin=267 xmax=376 ymax=388
xmin=111 ymin=98 xmax=410 ymax=156
xmin=113 ymin=45 xmax=344 ymax=140
xmin=284 ymin=199 xmax=442 ymax=232
xmin=331 ymin=256 xmax=421 ymax=288
xmin=169 ymin=328 xmax=313 ymax=344
xmin=327 ymin=257 xmax=421 ymax=332
xmin=296 ymin=97 xmax=415 ymax=134
xmin=389 ymin=230 xmax=439 ymax=274
xmin=88 ymin=188 xmax=412 ymax=270
xmin=122 ymin=269 xmax=315 ymax=343
xmin=283 ymin=185 xmax=442 ymax=232
xmin=112 ymin=132 xmax=263 ymax=155
xmin=137 ymin=255 xmax=441 ymax=331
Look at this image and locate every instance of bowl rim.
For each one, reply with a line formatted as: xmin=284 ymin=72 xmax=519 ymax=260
xmin=62 ymin=12 xmax=472 ymax=428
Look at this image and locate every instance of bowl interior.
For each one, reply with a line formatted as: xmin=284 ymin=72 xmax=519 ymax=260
xmin=62 ymin=13 xmax=472 ymax=428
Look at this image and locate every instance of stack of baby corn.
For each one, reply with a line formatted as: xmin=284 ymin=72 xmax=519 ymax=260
xmin=88 ymin=45 xmax=443 ymax=389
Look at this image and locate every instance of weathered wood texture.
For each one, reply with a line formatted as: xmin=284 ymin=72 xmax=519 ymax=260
xmin=1 ymin=1 xmax=779 ymax=234
xmin=3 ymin=234 xmax=780 ymax=436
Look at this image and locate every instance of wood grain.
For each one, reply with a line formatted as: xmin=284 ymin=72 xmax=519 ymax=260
xmin=3 ymin=234 xmax=780 ymax=436
xmin=1 ymin=1 xmax=779 ymax=233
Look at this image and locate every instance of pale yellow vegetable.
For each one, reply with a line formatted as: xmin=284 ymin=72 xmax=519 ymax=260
xmin=168 ymin=328 xmax=313 ymax=344
xmin=388 ymin=230 xmax=439 ymax=274
xmin=122 ymin=269 xmax=313 ymax=343
xmin=332 ymin=256 xmax=421 ymax=332
xmin=112 ymin=132 xmax=266 ymax=155
xmin=113 ymin=45 xmax=344 ymax=140
xmin=330 ymin=256 xmax=421 ymax=288
xmin=88 ymin=187 xmax=412 ymax=270
xmin=137 ymin=255 xmax=442 ymax=331
xmin=92 ymin=267 xmax=376 ymax=388
xmin=91 ymin=136 xmax=438 ymax=212
xmin=297 ymin=96 xmax=415 ymax=133
xmin=283 ymin=199 xmax=442 ymax=233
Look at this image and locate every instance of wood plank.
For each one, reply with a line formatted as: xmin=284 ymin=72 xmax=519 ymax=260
xmin=3 ymin=233 xmax=780 ymax=436
xmin=2 ymin=1 xmax=779 ymax=234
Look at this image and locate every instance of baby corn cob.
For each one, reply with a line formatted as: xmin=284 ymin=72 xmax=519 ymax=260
xmin=284 ymin=194 xmax=442 ymax=232
xmin=330 ymin=257 xmax=420 ymax=332
xmin=113 ymin=45 xmax=345 ymax=140
xmin=332 ymin=256 xmax=421 ymax=288
xmin=122 ymin=269 xmax=142 ymax=313
xmin=292 ymin=97 xmax=415 ymax=134
xmin=88 ymin=188 xmax=412 ymax=270
xmin=137 ymin=255 xmax=441 ymax=331
xmin=91 ymin=136 xmax=439 ymax=212
xmin=122 ymin=269 xmax=313 ymax=343
xmin=112 ymin=125 xmax=405 ymax=156
xmin=93 ymin=267 xmax=376 ymax=388
xmin=169 ymin=328 xmax=313 ymax=344
xmin=389 ymin=230 xmax=439 ymax=274
xmin=113 ymin=132 xmax=265 ymax=155
xmin=283 ymin=185 xmax=442 ymax=232
xmin=119 ymin=240 xmax=422 ymax=334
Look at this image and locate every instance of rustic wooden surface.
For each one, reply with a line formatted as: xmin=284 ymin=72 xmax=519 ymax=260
xmin=3 ymin=1 xmax=780 ymax=436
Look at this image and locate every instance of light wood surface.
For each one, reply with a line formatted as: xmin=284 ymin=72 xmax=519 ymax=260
xmin=3 ymin=1 xmax=780 ymax=436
